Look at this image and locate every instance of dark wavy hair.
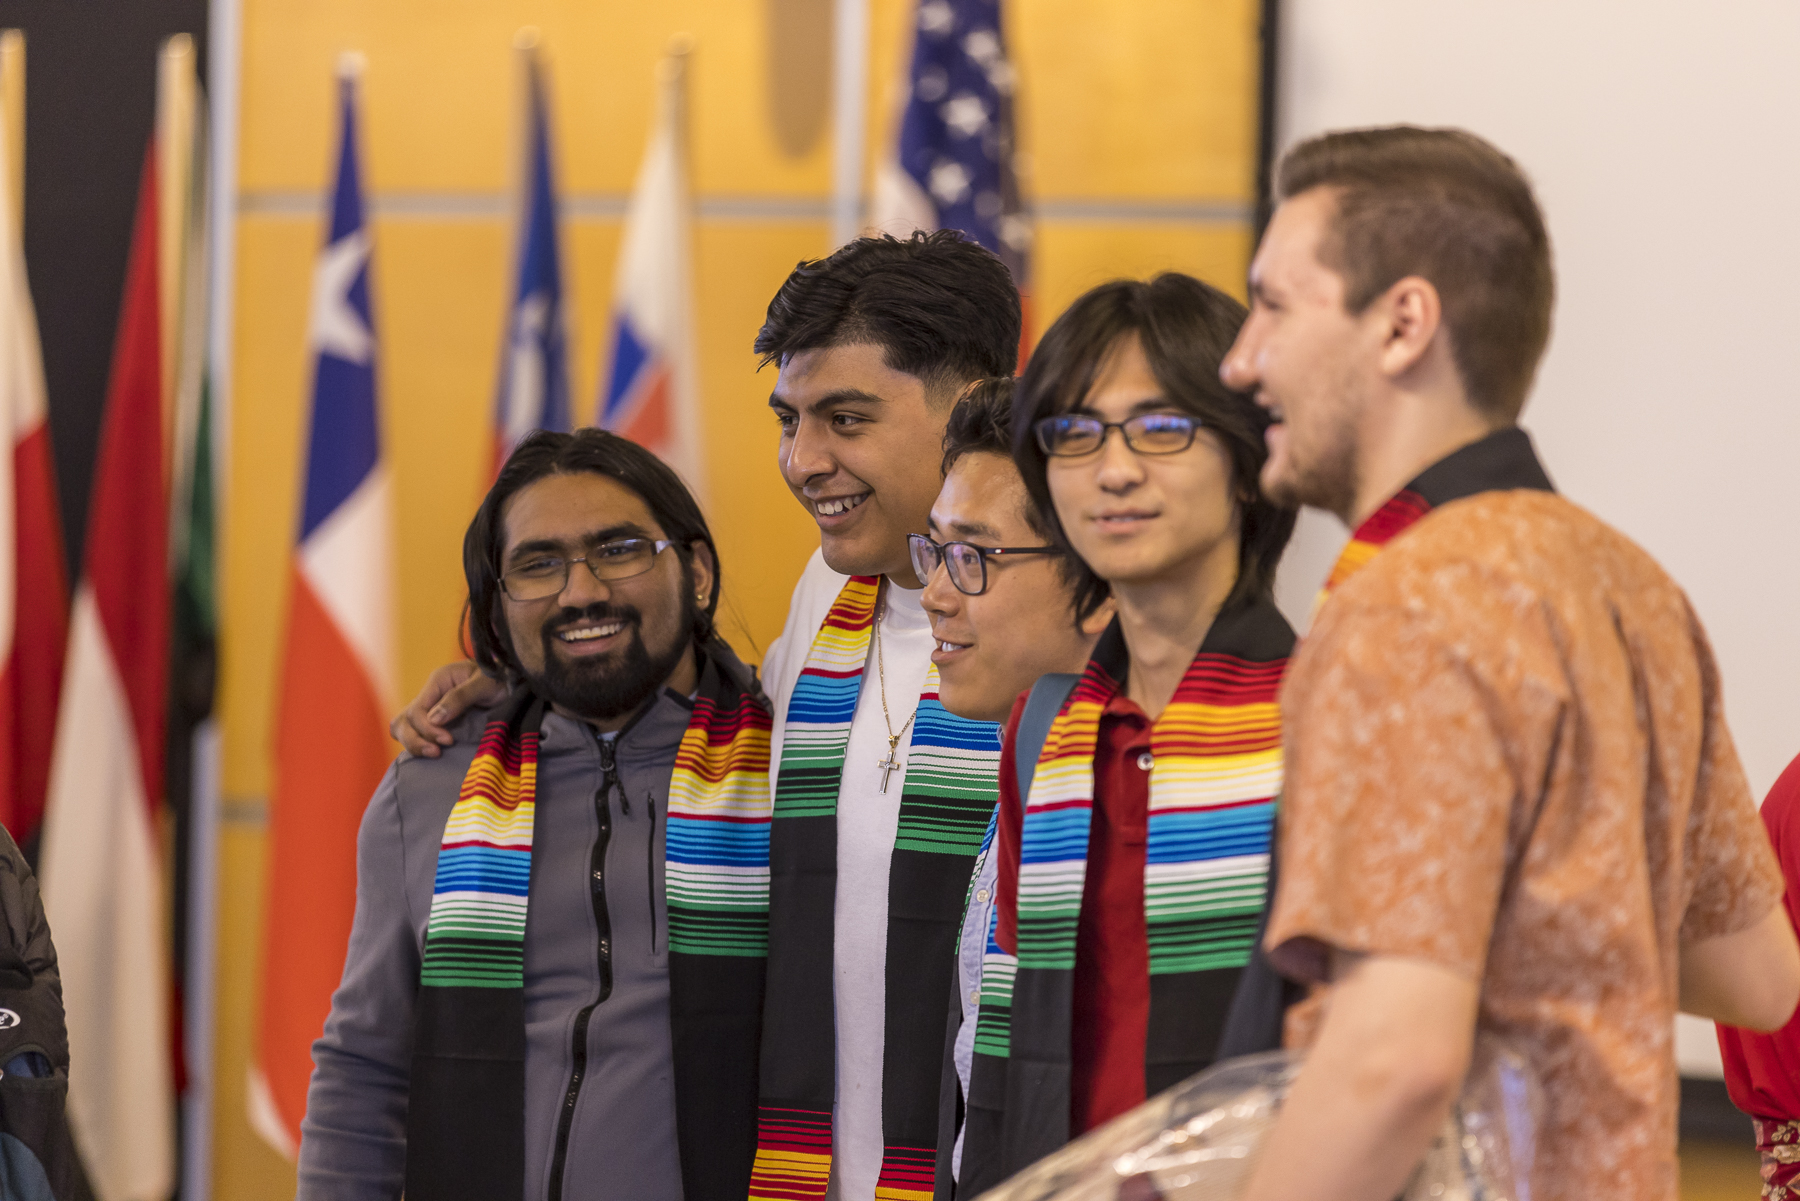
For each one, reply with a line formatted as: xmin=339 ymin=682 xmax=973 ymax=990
xmin=1012 ymin=274 xmax=1296 ymax=619
xmin=463 ymin=428 xmax=722 ymax=682
xmin=754 ymin=229 xmax=1020 ymax=397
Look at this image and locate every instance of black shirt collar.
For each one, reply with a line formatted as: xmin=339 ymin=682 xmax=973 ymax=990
xmin=1404 ymin=426 xmax=1555 ymax=509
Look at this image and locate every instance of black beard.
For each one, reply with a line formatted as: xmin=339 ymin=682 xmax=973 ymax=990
xmin=527 ymin=597 xmax=696 ymax=724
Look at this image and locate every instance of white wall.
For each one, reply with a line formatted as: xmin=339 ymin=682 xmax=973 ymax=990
xmin=1271 ymin=0 xmax=1800 ymax=1076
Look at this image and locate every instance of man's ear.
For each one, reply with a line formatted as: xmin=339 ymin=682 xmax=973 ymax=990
xmin=1079 ymin=597 xmax=1117 ymax=638
xmin=1373 ymin=275 xmax=1443 ymax=381
xmin=688 ymin=540 xmax=717 ymax=605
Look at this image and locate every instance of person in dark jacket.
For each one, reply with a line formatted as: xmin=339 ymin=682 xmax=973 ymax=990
xmin=299 ymin=430 xmax=773 ymax=1201
xmin=0 ymin=825 xmax=94 ymax=1201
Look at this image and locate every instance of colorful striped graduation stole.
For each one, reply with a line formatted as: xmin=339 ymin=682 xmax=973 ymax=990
xmin=975 ymin=599 xmax=1293 ymax=1178
xmin=1316 ymin=487 xmax=1431 ymax=608
xmin=408 ymin=650 xmax=773 ymax=1201
xmin=755 ymin=576 xmax=1002 ymax=1201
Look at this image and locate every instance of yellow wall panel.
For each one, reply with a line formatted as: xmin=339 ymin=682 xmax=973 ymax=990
xmin=1035 ymin=220 xmax=1254 ymax=318
xmin=1016 ymin=0 xmax=1260 ymax=202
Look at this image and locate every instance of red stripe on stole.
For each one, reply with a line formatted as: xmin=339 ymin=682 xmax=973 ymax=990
xmin=261 ymin=568 xmax=395 ymax=1145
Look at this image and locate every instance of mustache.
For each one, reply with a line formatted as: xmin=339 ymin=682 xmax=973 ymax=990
xmin=542 ymin=602 xmax=642 ymax=640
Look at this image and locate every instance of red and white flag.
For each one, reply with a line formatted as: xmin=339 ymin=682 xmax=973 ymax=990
xmin=0 ymin=70 xmax=68 ymax=848
xmin=39 ymin=144 xmax=175 ymax=1201
xmin=598 ymin=48 xmax=704 ymax=494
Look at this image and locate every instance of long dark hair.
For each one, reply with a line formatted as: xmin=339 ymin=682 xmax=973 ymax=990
xmin=1012 ymin=274 xmax=1295 ymax=618
xmin=464 ymin=428 xmax=722 ymax=681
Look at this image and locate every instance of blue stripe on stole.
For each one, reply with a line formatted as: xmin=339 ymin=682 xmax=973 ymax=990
xmin=435 ymin=845 xmax=532 ymax=895
xmin=1145 ymin=802 xmax=1275 ymax=864
xmin=912 ymin=701 xmax=1003 ymax=751
xmin=1019 ymin=806 xmax=1094 ymax=865
xmin=785 ymin=673 xmax=861 ymax=723
xmin=665 ymin=817 xmax=771 ymax=865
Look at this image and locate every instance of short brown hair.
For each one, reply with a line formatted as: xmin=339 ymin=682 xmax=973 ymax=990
xmin=1277 ymin=126 xmax=1554 ymax=421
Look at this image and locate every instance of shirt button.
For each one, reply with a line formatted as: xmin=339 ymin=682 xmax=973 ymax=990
xmin=1137 ymin=752 xmax=1154 ymax=771
xmin=969 ymin=989 xmax=980 ymax=1003
xmin=975 ymin=888 xmax=991 ymax=903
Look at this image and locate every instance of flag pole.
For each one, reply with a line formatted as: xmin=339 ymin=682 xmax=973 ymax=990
xmin=0 ymin=31 xmax=22 ymax=234
xmin=830 ymin=0 xmax=870 ymax=247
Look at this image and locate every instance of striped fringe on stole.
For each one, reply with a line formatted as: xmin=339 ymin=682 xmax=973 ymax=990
xmin=420 ymin=717 xmax=539 ymax=988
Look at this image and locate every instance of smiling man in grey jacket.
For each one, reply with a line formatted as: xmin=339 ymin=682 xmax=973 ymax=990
xmin=298 ymin=429 xmax=773 ymax=1201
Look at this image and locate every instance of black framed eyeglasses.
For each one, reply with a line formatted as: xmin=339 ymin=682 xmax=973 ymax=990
xmin=1033 ymin=411 xmax=1202 ymax=457
xmin=908 ymin=532 xmax=1059 ymax=597
xmin=501 ymin=537 xmax=675 ymax=601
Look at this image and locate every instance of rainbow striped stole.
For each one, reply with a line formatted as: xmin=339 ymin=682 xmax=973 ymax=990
xmin=666 ymin=688 xmax=773 ymax=956
xmin=1316 ymin=487 xmax=1431 ymax=611
xmin=1016 ymin=609 xmax=1287 ymax=975
xmin=409 ymin=657 xmax=774 ymax=1199
xmin=773 ymin=575 xmax=879 ymax=819
xmin=420 ymin=695 xmax=542 ymax=988
xmin=756 ymin=575 xmax=1001 ymax=1201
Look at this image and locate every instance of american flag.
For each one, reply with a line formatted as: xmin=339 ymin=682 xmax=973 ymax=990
xmin=871 ymin=0 xmax=1031 ymax=288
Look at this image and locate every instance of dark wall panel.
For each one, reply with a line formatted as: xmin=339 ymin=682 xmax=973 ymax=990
xmin=0 ymin=0 xmax=206 ymax=575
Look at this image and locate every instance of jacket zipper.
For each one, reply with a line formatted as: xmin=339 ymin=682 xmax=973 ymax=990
xmin=646 ymin=793 xmax=659 ymax=954
xmin=545 ymin=733 xmax=618 ymax=1201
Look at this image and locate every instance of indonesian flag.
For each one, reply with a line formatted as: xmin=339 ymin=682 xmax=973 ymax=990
xmin=492 ymin=45 xmax=571 ymax=472
xmin=0 ymin=75 xmax=67 ymax=847
xmin=252 ymin=65 xmax=396 ymax=1157
xmin=599 ymin=49 xmax=704 ymax=494
xmin=38 ymin=145 xmax=175 ymax=1201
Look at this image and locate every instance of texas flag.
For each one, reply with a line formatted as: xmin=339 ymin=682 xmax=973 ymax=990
xmin=253 ymin=65 xmax=396 ymax=1157
xmin=0 ymin=82 xmax=67 ymax=848
xmin=492 ymin=45 xmax=570 ymax=472
xmin=38 ymin=143 xmax=175 ymax=1201
xmin=599 ymin=49 xmax=704 ymax=494
xmin=870 ymin=0 xmax=1032 ymax=351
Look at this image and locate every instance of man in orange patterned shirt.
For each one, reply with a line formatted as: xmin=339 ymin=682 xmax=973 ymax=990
xmin=1218 ymin=125 xmax=1800 ymax=1201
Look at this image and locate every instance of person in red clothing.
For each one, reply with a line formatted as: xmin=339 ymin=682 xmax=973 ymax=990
xmin=951 ymin=274 xmax=1297 ymax=1193
xmin=1719 ymin=751 xmax=1800 ymax=1199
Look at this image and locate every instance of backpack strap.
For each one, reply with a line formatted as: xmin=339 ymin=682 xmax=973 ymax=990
xmin=1014 ymin=673 xmax=1080 ymax=801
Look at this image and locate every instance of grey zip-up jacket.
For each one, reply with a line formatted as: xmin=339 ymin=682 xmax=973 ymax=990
xmin=297 ymin=678 xmax=704 ymax=1201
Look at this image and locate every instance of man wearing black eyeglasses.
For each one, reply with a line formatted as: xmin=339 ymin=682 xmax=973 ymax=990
xmin=913 ymin=378 xmax=1113 ymax=727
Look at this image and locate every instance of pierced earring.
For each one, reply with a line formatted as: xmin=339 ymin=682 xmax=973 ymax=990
xmin=696 ymin=592 xmax=707 ymax=604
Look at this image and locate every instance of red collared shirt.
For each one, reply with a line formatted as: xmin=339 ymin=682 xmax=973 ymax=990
xmin=996 ymin=688 xmax=1154 ymax=1134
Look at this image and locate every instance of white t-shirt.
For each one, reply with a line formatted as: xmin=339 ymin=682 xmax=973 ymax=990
xmin=762 ymin=550 xmax=935 ymax=1201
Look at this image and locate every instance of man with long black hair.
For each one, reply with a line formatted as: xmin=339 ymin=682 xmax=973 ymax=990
xmin=301 ymin=429 xmax=770 ymax=1201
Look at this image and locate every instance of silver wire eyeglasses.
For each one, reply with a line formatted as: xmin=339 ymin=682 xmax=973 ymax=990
xmin=908 ymin=533 xmax=1059 ymax=596
xmin=500 ymin=537 xmax=674 ymax=601
xmin=1033 ymin=411 xmax=1202 ymax=457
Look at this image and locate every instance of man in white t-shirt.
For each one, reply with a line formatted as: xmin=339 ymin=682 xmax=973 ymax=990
xmin=389 ymin=230 xmax=1021 ymax=1201
xmin=751 ymin=230 xmax=1020 ymax=1201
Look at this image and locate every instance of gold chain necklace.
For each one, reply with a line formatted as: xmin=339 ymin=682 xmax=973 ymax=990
xmin=873 ymin=587 xmax=916 ymax=794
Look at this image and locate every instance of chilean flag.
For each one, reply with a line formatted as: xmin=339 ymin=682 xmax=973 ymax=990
xmin=599 ymin=51 xmax=704 ymax=493
xmin=492 ymin=48 xmax=570 ymax=472
xmin=0 ymin=102 xmax=67 ymax=848
xmin=253 ymin=67 xmax=396 ymax=1157
xmin=38 ymin=145 xmax=175 ymax=1201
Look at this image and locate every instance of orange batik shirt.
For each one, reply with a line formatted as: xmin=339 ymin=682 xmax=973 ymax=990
xmin=1267 ymin=428 xmax=1782 ymax=1201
